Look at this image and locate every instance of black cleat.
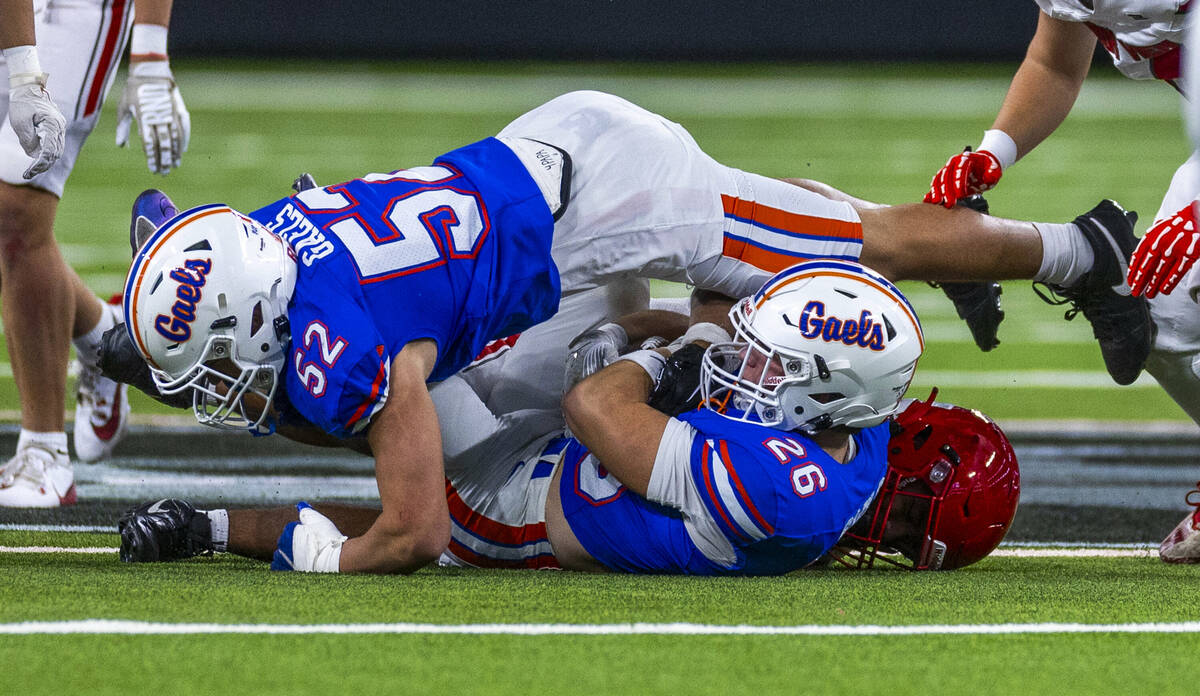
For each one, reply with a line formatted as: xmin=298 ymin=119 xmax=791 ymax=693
xmin=1033 ymin=200 xmax=1153 ymax=386
xmin=929 ymin=195 xmax=1005 ymax=351
xmin=937 ymin=281 xmax=1004 ymax=351
xmin=118 ymin=498 xmax=214 ymax=563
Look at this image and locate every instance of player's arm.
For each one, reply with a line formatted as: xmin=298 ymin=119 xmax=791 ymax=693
xmin=337 ymin=339 xmax=450 ymax=573
xmin=0 ymin=0 xmax=35 ymax=48
xmin=1 ymin=0 xmax=66 ymax=178
xmin=990 ymin=11 xmax=1096 ymax=160
xmin=116 ymin=0 xmax=190 ymax=175
xmin=563 ymin=358 xmax=668 ymax=496
xmin=924 ymin=11 xmax=1095 ymax=207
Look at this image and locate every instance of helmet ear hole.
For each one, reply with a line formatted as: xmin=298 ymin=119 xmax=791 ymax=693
xmin=250 ymin=302 xmax=265 ymax=337
xmin=809 ymin=392 xmax=844 ymax=404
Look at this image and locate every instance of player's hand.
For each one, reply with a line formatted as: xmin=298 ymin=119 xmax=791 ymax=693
xmin=564 ymin=322 xmax=628 ymax=393
xmin=115 ymin=60 xmax=190 ymax=175
xmin=924 ymin=148 xmax=1003 ymax=208
xmin=1128 ymin=202 xmax=1200 ymax=298
xmin=270 ymin=502 xmax=346 ymax=573
xmin=7 ymin=73 xmax=66 ymax=179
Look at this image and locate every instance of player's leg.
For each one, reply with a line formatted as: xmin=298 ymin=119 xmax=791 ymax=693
xmin=1136 ymin=155 xmax=1200 ymax=562
xmin=0 ymin=184 xmax=77 ymax=506
xmin=0 ymin=0 xmax=133 ymax=507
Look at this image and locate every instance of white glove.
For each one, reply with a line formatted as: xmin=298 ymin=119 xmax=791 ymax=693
xmin=270 ymin=502 xmax=346 ymax=573
xmin=5 ymin=45 xmax=66 ymax=179
xmin=564 ymin=322 xmax=628 ymax=393
xmin=115 ymin=60 xmax=190 ymax=175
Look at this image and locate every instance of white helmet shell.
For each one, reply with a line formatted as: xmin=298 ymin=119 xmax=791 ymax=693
xmin=123 ymin=204 xmax=297 ymax=432
xmin=701 ymin=260 xmax=923 ymax=433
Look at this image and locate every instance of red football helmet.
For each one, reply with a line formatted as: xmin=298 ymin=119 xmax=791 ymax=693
xmin=833 ymin=389 xmax=1020 ymax=570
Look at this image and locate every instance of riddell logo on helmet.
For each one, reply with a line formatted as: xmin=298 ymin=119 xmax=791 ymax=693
xmin=153 ymin=258 xmax=213 ymax=343
xmin=784 ymin=301 xmax=886 ymax=351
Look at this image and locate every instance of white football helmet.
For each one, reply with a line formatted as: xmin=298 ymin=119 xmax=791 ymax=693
xmin=122 ymin=204 xmax=297 ymax=433
xmin=701 ymin=260 xmax=924 ymax=433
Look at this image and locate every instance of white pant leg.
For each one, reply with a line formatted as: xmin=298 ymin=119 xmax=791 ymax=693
xmin=0 ymin=0 xmax=132 ymax=195
xmin=1145 ymin=153 xmax=1200 ymax=425
xmin=458 ymin=282 xmax=650 ymax=417
xmin=497 ymin=90 xmax=865 ymax=300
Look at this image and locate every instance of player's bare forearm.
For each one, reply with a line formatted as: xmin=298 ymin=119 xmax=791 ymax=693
xmin=563 ymin=360 xmax=670 ymax=496
xmin=229 ymin=503 xmax=382 ymax=561
xmin=0 ymin=0 xmax=36 ymax=49
xmin=615 ymin=309 xmax=690 ymax=345
xmin=131 ymin=0 xmax=172 ymax=29
xmin=338 ymin=341 xmax=450 ymax=574
xmin=992 ymin=11 xmax=1095 ymax=159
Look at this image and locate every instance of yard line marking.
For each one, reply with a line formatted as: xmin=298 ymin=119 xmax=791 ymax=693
xmin=0 ymin=523 xmax=113 ymax=533
xmin=990 ymin=548 xmax=1155 ymax=558
xmin=0 ymin=546 xmax=113 ymax=554
xmin=4 ymin=620 xmax=1200 ymax=636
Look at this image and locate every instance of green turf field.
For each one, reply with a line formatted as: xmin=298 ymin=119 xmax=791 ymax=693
xmin=0 ymin=529 xmax=1193 ymax=696
xmin=3 ymin=61 xmax=1198 ymax=695
xmin=4 ymin=58 xmax=1193 ymax=424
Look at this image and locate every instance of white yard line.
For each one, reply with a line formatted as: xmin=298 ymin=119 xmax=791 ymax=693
xmin=1 ymin=619 xmax=1199 ymax=636
xmin=0 ymin=546 xmax=113 ymax=554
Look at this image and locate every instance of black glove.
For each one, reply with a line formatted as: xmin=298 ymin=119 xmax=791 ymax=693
xmin=118 ymin=498 xmax=214 ymax=563
xmin=98 ymin=324 xmax=192 ymax=409
xmin=648 ymin=343 xmax=708 ymax=416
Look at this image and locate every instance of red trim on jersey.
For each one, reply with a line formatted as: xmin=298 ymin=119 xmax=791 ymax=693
xmin=700 ymin=442 xmax=747 ymax=541
xmin=83 ymin=0 xmax=128 ymax=117
xmin=446 ymin=538 xmax=560 ymax=569
xmin=445 ymin=478 xmax=550 ymax=547
xmin=718 ymin=440 xmax=774 ymax=535
xmin=470 ymin=333 xmax=521 ymax=364
xmin=721 ymin=194 xmax=863 ymax=241
xmin=343 ymin=346 xmax=388 ymax=431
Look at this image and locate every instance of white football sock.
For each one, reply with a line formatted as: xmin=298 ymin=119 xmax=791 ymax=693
xmin=16 ymin=429 xmax=68 ymax=456
xmin=1034 ymin=222 xmax=1095 ymax=287
xmin=72 ymin=301 xmax=117 ymax=369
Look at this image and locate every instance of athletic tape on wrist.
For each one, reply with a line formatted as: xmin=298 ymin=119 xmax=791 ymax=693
xmin=130 ymin=24 xmax=169 ymax=59
xmin=615 ymin=349 xmax=668 ymax=387
xmin=4 ymin=45 xmax=41 ymax=79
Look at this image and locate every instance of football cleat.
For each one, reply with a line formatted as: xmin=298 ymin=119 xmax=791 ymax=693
xmin=1033 ymin=200 xmax=1153 ymax=385
xmin=936 ymin=281 xmax=1004 ymax=352
xmin=74 ymin=301 xmax=131 ymax=463
xmin=1159 ymin=483 xmax=1200 ymax=563
xmin=929 ymin=195 xmax=1004 ymax=352
xmin=129 ymin=188 xmax=178 ymax=254
xmin=0 ymin=444 xmax=75 ymax=508
xmin=118 ymin=498 xmax=214 ymax=563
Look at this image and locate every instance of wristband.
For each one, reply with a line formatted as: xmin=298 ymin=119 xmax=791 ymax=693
xmin=615 ymin=349 xmax=667 ymax=388
xmin=678 ymin=322 xmax=732 ymax=348
xmin=668 ymin=321 xmax=732 ymax=352
xmin=130 ymin=24 xmax=169 ymax=60
xmin=977 ymin=129 xmax=1018 ymax=170
xmin=4 ymin=45 xmax=45 ymax=89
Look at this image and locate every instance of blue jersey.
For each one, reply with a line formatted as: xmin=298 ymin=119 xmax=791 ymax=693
xmin=558 ymin=410 xmax=889 ymax=575
xmin=249 ymin=138 xmax=559 ymax=437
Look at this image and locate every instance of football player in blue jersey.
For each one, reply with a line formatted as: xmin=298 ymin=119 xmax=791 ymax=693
xmin=118 ymin=90 xmax=1087 ymax=573
xmin=118 ymin=261 xmax=1019 ymax=574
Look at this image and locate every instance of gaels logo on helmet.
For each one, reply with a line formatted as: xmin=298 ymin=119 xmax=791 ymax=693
xmin=784 ymin=301 xmax=887 ymax=351
xmin=154 ymin=258 xmax=213 ymax=342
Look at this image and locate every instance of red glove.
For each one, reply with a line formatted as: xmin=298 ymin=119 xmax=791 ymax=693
xmin=923 ymin=148 xmax=1004 ymax=208
xmin=1128 ymin=201 xmax=1200 ymax=298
